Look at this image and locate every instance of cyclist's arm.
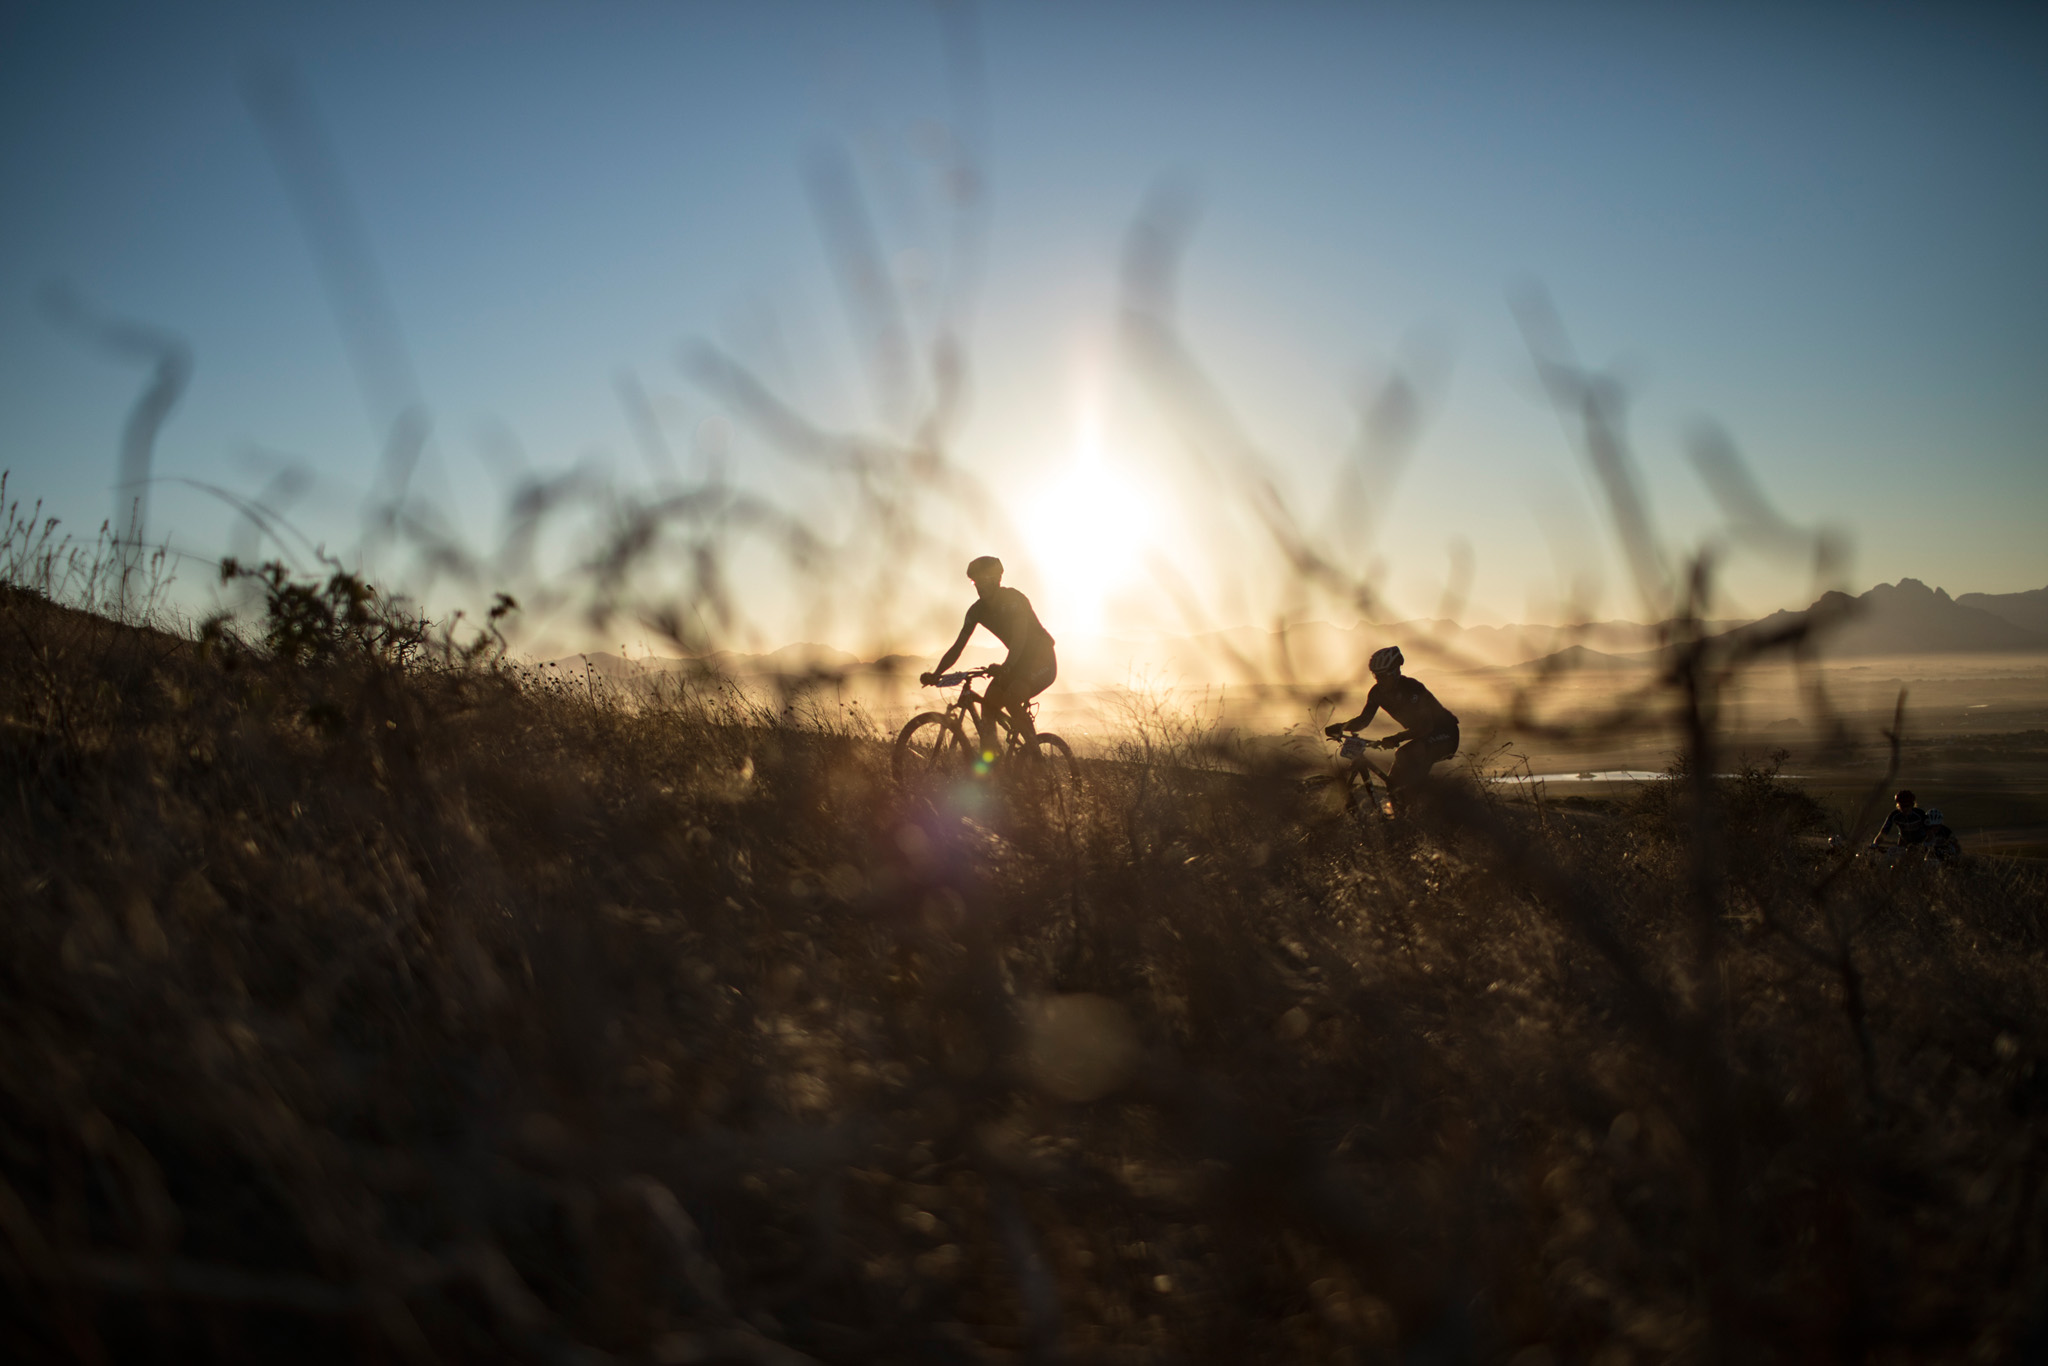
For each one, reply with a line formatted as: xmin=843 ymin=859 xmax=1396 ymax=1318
xmin=1339 ymin=680 xmax=1389 ymax=733
xmin=1330 ymin=701 xmax=1379 ymax=734
xmin=1872 ymin=810 xmax=1898 ymax=845
xmin=930 ymin=609 xmax=979 ymax=677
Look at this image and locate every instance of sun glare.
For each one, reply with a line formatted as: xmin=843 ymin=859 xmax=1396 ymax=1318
xmin=1019 ymin=415 xmax=1154 ymax=638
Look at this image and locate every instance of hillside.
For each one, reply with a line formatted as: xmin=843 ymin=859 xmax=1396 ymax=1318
xmin=552 ymin=642 xmax=865 ymax=679
xmin=7 ymin=572 xmax=2048 ymax=1362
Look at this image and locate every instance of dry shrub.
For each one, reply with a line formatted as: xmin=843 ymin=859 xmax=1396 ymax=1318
xmin=2 ymin=543 xmax=2046 ymax=1365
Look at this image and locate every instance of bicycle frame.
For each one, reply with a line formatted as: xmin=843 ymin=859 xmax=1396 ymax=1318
xmin=936 ymin=667 xmax=1038 ymax=753
xmin=894 ymin=666 xmax=1076 ymax=789
xmin=1337 ymin=733 xmax=1394 ymax=786
xmin=1325 ymin=733 xmax=1398 ymax=817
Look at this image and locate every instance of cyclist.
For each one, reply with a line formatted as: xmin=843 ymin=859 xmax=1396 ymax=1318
xmin=921 ymin=556 xmax=1057 ymax=765
xmin=1872 ymin=790 xmax=1929 ymax=849
xmin=1323 ymin=645 xmax=1460 ymax=805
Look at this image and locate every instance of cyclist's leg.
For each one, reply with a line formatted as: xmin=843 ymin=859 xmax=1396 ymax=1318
xmin=1432 ymin=727 xmax=1460 ymax=781
xmin=1010 ymin=652 xmax=1056 ymax=746
xmin=982 ymin=651 xmax=1055 ymax=761
xmin=973 ymin=679 xmax=1007 ymax=760
xmin=1389 ymin=739 xmax=1430 ymax=793
xmin=1388 ymin=727 xmax=1457 ymax=803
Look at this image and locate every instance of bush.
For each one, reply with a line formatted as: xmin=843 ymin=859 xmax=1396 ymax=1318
xmin=4 ymin=575 xmax=2047 ymax=1363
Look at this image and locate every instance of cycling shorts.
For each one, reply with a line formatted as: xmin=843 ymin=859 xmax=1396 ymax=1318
xmin=1389 ymin=725 xmax=1458 ymax=790
xmin=993 ymin=649 xmax=1057 ymax=700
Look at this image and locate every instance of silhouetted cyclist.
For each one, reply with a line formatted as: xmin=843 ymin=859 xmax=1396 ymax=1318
xmin=922 ymin=556 xmax=1058 ymax=765
xmin=1323 ymin=645 xmax=1460 ymax=805
xmin=1872 ymin=789 xmax=1929 ymax=849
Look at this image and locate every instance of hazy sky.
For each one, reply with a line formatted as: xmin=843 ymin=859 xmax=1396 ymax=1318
xmin=3 ymin=1 xmax=2044 ymax=651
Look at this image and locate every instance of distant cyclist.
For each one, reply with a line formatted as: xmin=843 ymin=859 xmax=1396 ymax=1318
xmin=1323 ymin=645 xmax=1460 ymax=805
xmin=1872 ymin=790 xmax=1929 ymax=849
xmin=921 ymin=556 xmax=1057 ymax=765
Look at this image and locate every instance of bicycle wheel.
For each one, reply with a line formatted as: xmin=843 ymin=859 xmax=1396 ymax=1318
xmin=1342 ymin=763 xmax=1373 ymax=812
xmin=893 ymin=711 xmax=972 ymax=784
xmin=1342 ymin=761 xmax=1395 ymax=820
xmin=1015 ymin=731 xmax=1080 ymax=823
xmin=1031 ymin=732 xmax=1079 ymax=785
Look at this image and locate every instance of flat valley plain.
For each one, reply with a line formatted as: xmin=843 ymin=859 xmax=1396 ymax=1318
xmin=1038 ymin=652 xmax=2048 ymax=858
xmin=1483 ymin=653 xmax=2048 ymax=856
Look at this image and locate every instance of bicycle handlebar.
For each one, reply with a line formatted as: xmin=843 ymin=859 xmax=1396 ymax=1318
xmin=928 ymin=665 xmax=1000 ymax=687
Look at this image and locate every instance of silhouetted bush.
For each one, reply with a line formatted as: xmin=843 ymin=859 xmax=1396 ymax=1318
xmin=4 ymin=548 xmax=2046 ymax=1364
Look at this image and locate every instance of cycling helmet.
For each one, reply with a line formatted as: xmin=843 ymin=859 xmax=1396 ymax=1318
xmin=966 ymin=555 xmax=1003 ymax=582
xmin=1369 ymin=645 xmax=1404 ymax=676
xmin=1925 ymin=808 xmax=1943 ymax=825
xmin=1895 ymin=789 xmax=1915 ymax=806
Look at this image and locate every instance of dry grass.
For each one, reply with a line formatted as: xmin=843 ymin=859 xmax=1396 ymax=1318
xmin=2 ymin=555 xmax=2046 ymax=1366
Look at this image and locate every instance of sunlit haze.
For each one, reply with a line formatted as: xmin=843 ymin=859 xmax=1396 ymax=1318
xmin=1019 ymin=376 xmax=1156 ymax=640
xmin=3 ymin=2 xmax=2045 ymax=662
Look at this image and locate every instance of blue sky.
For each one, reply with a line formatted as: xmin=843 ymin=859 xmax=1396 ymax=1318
xmin=3 ymin=1 xmax=2044 ymax=652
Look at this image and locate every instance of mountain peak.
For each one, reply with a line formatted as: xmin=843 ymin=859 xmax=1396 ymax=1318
xmin=1758 ymin=577 xmax=2048 ymax=654
xmin=1869 ymin=577 xmax=1944 ymax=601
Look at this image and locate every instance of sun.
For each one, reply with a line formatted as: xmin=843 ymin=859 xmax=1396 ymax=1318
xmin=1018 ymin=417 xmax=1154 ymax=637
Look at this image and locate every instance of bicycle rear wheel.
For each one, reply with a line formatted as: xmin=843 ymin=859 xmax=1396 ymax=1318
xmin=1016 ymin=731 xmax=1080 ymax=823
xmin=893 ymin=711 xmax=972 ymax=784
xmin=1031 ymin=732 xmax=1079 ymax=785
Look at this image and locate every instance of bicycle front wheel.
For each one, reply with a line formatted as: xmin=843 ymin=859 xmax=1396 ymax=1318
xmin=1343 ymin=757 xmax=1398 ymax=819
xmin=893 ymin=711 xmax=972 ymax=784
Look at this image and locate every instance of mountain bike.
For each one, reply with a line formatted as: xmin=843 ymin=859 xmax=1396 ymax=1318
xmin=893 ymin=665 xmax=1079 ymax=789
xmin=1318 ymin=732 xmax=1397 ymax=818
xmin=1853 ymin=835 xmax=1961 ymax=869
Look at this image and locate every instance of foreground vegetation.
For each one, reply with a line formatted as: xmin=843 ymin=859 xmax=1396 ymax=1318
xmin=3 ymin=570 xmax=2046 ymax=1365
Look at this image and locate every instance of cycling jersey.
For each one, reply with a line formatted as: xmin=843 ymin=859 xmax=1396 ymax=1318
xmin=1357 ymin=675 xmax=1459 ymax=739
xmin=956 ymin=586 xmax=1054 ymax=658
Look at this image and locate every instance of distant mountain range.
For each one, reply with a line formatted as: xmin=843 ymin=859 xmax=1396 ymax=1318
xmin=1957 ymin=585 xmax=2048 ymax=637
xmin=1500 ymin=578 xmax=2048 ymax=674
xmin=1736 ymin=578 xmax=2048 ymax=657
xmin=544 ymin=642 xmax=862 ymax=682
xmin=1474 ymin=643 xmax=1644 ymax=675
xmin=1060 ymin=579 xmax=2048 ymax=678
xmin=1127 ymin=616 xmax=1752 ymax=676
xmin=544 ymin=578 xmax=2048 ymax=684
